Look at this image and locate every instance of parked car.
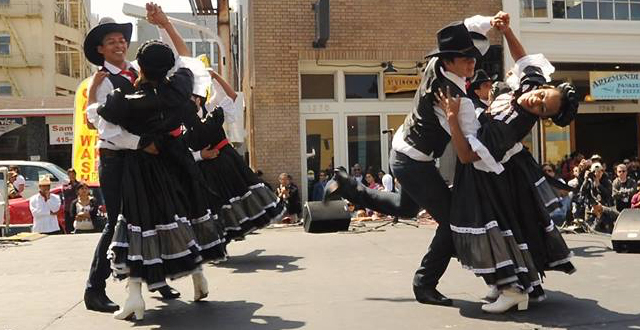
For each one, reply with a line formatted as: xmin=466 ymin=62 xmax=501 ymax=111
xmin=5 ymin=182 xmax=105 ymax=233
xmin=0 ymin=161 xmax=69 ymax=200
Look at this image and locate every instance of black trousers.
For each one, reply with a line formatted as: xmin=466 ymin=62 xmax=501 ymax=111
xmin=349 ymin=149 xmax=454 ymax=289
xmin=86 ymin=149 xmax=124 ymax=291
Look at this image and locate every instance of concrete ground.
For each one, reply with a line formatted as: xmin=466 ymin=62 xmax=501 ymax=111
xmin=0 ymin=223 xmax=639 ymax=330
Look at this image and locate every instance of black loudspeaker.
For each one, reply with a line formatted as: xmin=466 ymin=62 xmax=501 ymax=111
xmin=611 ymin=209 xmax=640 ymax=253
xmin=303 ymin=200 xmax=351 ymax=233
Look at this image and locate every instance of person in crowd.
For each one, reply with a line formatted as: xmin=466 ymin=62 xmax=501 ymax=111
xmin=70 ymin=182 xmax=101 ymax=233
xmin=351 ymin=163 xmax=366 ymax=185
xmin=630 ymin=181 xmax=640 ymax=209
xmin=567 ymin=165 xmax=580 ymax=189
xmin=311 ymin=170 xmax=329 ymax=201
xmin=467 ymin=68 xmax=495 ymax=112
xmin=377 ymin=170 xmax=386 ymax=183
xmin=543 ymin=163 xmax=571 ymax=226
xmin=580 ymin=162 xmax=613 ymax=210
xmin=365 ymin=172 xmax=381 ymax=190
xmin=325 ymin=11 xmax=507 ymax=306
xmin=627 ymin=158 xmax=640 ymax=182
xmin=586 ymin=203 xmax=619 ymax=233
xmin=62 ymin=168 xmax=82 ymax=234
xmin=612 ymin=164 xmax=637 ymax=212
xmin=82 ymin=2 xmax=195 ymax=315
xmin=277 ymin=173 xmax=302 ymax=223
xmin=29 ymin=175 xmax=62 ymax=235
xmin=8 ymin=165 xmax=25 ymax=196
xmin=437 ymin=10 xmax=577 ymax=313
xmin=7 ymin=171 xmax=21 ymax=199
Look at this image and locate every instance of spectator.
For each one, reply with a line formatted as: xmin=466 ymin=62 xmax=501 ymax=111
xmin=311 ymin=170 xmax=329 ymax=201
xmin=365 ymin=172 xmax=381 ymax=190
xmin=8 ymin=165 xmax=25 ymax=196
xmin=631 ymin=181 xmax=640 ymax=209
xmin=587 ymin=203 xmax=619 ymax=234
xmin=62 ymin=168 xmax=82 ymax=233
xmin=377 ymin=170 xmax=386 ymax=183
xmin=351 ymin=163 xmax=366 ymax=185
xmin=567 ymin=166 xmax=580 ymax=189
xmin=612 ymin=164 xmax=637 ymax=212
xmin=580 ymin=162 xmax=613 ymax=208
xmin=277 ymin=173 xmax=301 ymax=223
xmin=7 ymin=171 xmax=21 ymax=199
xmin=71 ymin=182 xmax=102 ymax=233
xmin=628 ymin=158 xmax=640 ymax=182
xmin=382 ymin=173 xmax=394 ymax=192
xmin=29 ymin=175 xmax=61 ymax=234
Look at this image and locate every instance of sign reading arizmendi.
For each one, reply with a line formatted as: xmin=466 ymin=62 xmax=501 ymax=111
xmin=590 ymin=71 xmax=640 ymax=100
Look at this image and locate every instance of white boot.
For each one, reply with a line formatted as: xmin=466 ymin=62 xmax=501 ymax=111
xmin=481 ymin=287 xmax=528 ymax=314
xmin=484 ymin=285 xmax=500 ymax=301
xmin=114 ymin=278 xmax=145 ymax=320
xmin=192 ymin=268 xmax=209 ymax=301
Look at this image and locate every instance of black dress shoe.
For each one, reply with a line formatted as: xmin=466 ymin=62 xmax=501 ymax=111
xmin=322 ymin=167 xmax=356 ymax=203
xmin=413 ymin=286 xmax=453 ymax=306
xmin=152 ymin=285 xmax=181 ymax=299
xmin=84 ymin=289 xmax=119 ymax=313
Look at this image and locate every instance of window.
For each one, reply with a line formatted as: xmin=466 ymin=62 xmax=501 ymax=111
xmin=0 ymin=33 xmax=10 ymax=55
xmin=0 ymin=0 xmax=9 ymax=5
xmin=521 ymin=0 xmax=549 ymax=18
xmin=345 ymin=74 xmax=378 ymax=99
xmin=185 ymin=41 xmax=194 ymax=56
xmin=552 ymin=0 xmax=639 ymax=19
xmin=0 ymin=82 xmax=11 ymax=96
xmin=301 ymin=74 xmax=334 ymax=99
xmin=195 ymin=41 xmax=211 ymax=60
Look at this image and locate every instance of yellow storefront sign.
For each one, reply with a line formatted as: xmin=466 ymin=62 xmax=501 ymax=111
xmin=383 ymin=75 xmax=421 ymax=94
xmin=72 ymin=78 xmax=100 ymax=184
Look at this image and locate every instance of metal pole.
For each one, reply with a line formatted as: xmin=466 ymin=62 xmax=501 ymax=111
xmin=121 ymin=3 xmax=229 ymax=80
xmin=217 ymin=0 xmax=233 ymax=87
xmin=0 ymin=167 xmax=10 ymax=236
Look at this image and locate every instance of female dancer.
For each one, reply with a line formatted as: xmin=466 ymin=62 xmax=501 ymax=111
xmin=185 ymin=69 xmax=285 ymax=243
xmin=92 ymin=41 xmax=227 ymax=320
xmin=437 ymin=21 xmax=579 ymax=314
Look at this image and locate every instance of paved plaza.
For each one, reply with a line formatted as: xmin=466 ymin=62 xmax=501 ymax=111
xmin=1 ymin=223 xmax=639 ymax=330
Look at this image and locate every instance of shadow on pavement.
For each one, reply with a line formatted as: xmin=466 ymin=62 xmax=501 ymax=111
xmin=212 ymin=249 xmax=304 ymax=274
xmin=137 ymin=299 xmax=305 ymax=330
xmin=456 ymin=290 xmax=640 ymax=329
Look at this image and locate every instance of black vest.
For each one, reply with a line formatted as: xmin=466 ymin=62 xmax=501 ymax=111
xmin=100 ymin=66 xmax=137 ymax=95
xmin=401 ymin=58 xmax=467 ymax=159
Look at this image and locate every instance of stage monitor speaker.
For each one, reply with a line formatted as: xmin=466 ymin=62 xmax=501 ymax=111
xmin=303 ymin=200 xmax=351 ymax=233
xmin=611 ymin=208 xmax=640 ymax=253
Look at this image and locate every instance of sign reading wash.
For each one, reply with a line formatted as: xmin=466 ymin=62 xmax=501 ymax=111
xmin=590 ymin=71 xmax=640 ymax=100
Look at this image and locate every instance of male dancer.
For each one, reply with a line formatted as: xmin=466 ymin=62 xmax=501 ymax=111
xmin=82 ymin=3 xmax=192 ymax=312
xmin=325 ymin=12 xmax=508 ymax=306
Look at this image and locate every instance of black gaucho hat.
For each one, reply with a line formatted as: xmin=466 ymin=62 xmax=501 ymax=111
xmin=426 ymin=21 xmax=489 ymax=59
xmin=83 ymin=17 xmax=133 ymax=66
xmin=468 ymin=69 xmax=498 ymax=91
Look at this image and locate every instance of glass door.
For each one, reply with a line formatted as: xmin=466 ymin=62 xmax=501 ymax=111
xmin=346 ymin=115 xmax=381 ymax=177
xmin=304 ymin=118 xmax=335 ymax=202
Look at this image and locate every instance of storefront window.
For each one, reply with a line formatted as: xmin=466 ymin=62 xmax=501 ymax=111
xmin=543 ymin=120 xmax=572 ymax=164
xmin=195 ymin=41 xmax=211 ymax=59
xmin=521 ymin=0 xmax=549 ymax=17
xmin=301 ymin=74 xmax=335 ymax=99
xmin=347 ymin=115 xmax=381 ymax=173
xmin=552 ymin=0 xmax=638 ymax=19
xmin=345 ymin=74 xmax=378 ymax=99
xmin=0 ymin=82 xmax=11 ymax=96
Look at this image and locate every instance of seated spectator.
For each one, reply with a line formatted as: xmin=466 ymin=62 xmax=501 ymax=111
xmin=29 ymin=175 xmax=61 ymax=234
xmin=587 ymin=203 xmax=619 ymax=234
xmin=277 ymin=172 xmax=301 ymax=223
xmin=71 ymin=182 xmax=102 ymax=233
xmin=364 ymin=172 xmax=381 ymax=190
xmin=631 ymin=181 xmax=640 ymax=209
xmin=628 ymin=158 xmax=640 ymax=182
xmin=381 ymin=174 xmax=394 ymax=192
xmin=7 ymin=171 xmax=21 ymax=199
xmin=311 ymin=170 xmax=329 ymax=202
xmin=612 ymin=164 xmax=637 ymax=212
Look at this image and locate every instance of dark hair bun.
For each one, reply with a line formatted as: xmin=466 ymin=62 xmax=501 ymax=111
xmin=551 ymin=82 xmax=579 ymax=127
xmin=136 ymin=40 xmax=175 ymax=81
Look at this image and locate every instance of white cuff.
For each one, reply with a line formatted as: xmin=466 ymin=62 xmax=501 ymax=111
xmin=464 ymin=15 xmax=492 ymax=36
xmin=467 ymin=135 xmax=504 ymax=174
xmin=192 ymin=150 xmax=203 ymax=162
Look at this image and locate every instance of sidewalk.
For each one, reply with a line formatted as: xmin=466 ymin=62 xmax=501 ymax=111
xmin=0 ymin=223 xmax=639 ymax=330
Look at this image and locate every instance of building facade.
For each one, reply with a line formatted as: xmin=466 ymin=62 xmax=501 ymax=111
xmin=244 ymin=0 xmax=502 ymax=200
xmin=0 ymin=0 xmax=91 ymax=168
xmin=505 ymin=0 xmax=640 ymax=167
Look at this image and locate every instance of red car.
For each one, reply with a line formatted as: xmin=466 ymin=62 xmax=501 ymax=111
xmin=7 ymin=183 xmax=105 ymax=233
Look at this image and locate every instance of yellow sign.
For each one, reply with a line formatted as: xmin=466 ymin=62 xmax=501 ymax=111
xmin=72 ymin=77 xmax=100 ymax=184
xmin=383 ymin=75 xmax=421 ymax=94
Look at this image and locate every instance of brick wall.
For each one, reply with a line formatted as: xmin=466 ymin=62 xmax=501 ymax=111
xmin=248 ymin=0 xmax=502 ymax=188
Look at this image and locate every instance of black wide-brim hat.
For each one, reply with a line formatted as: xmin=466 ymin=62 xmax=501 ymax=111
xmin=425 ymin=21 xmax=489 ymax=59
xmin=83 ymin=17 xmax=132 ymax=66
xmin=469 ymin=69 xmax=498 ymax=90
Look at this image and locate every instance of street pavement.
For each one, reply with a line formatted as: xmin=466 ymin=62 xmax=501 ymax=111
xmin=1 ymin=222 xmax=639 ymax=330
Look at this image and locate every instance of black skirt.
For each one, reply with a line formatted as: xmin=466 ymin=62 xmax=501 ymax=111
xmin=450 ymin=149 xmax=575 ymax=300
xmin=108 ymin=139 xmax=227 ymax=289
xmin=198 ymin=144 xmax=285 ymax=241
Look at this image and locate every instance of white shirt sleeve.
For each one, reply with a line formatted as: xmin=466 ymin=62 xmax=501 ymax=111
xmin=47 ymin=194 xmax=61 ymax=213
xmin=86 ymin=77 xmax=141 ymax=150
xmin=433 ymin=98 xmax=479 ymax=137
xmin=29 ymin=196 xmax=48 ymax=217
xmin=464 ymin=15 xmax=492 ymax=36
xmin=205 ymin=95 xmax=237 ymax=124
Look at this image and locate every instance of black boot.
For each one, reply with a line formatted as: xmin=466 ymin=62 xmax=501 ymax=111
xmin=84 ymin=288 xmax=119 ymax=313
xmin=151 ymin=285 xmax=181 ymax=299
xmin=413 ymin=286 xmax=453 ymax=306
xmin=323 ymin=167 xmax=358 ymax=203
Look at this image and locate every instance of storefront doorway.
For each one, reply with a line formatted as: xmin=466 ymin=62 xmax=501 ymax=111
xmin=575 ymin=113 xmax=639 ymax=165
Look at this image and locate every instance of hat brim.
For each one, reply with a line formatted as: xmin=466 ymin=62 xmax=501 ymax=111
xmin=83 ymin=22 xmax=133 ymax=66
xmin=425 ymin=34 xmax=489 ymax=59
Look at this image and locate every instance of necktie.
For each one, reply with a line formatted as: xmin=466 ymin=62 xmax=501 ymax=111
xmin=120 ymin=69 xmax=137 ymax=84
